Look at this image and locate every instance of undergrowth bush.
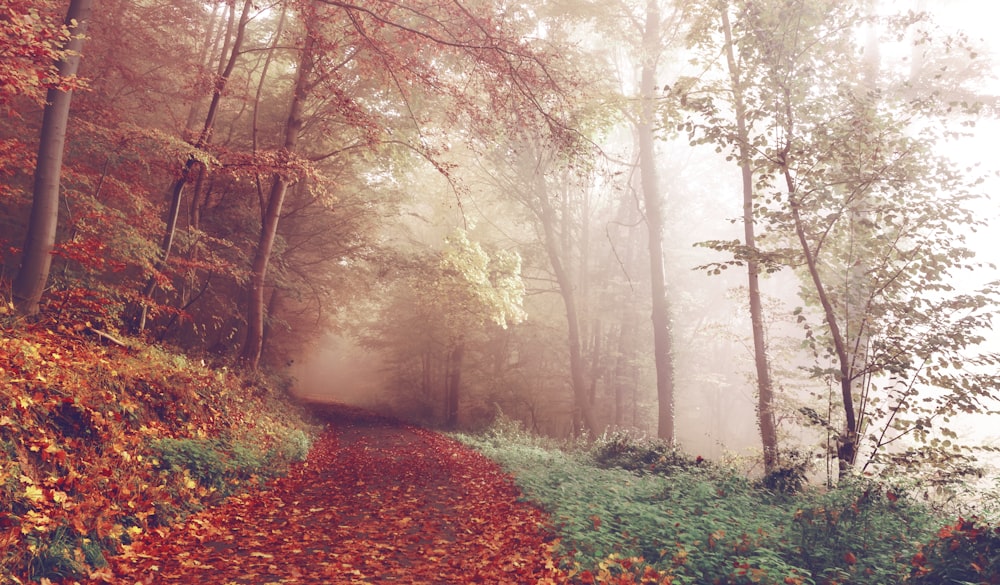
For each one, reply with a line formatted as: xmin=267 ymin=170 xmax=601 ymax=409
xmin=151 ymin=438 xmax=259 ymax=493
xmin=458 ymin=426 xmax=942 ymax=585
xmin=151 ymin=429 xmax=312 ymax=496
xmin=909 ymin=516 xmax=1000 ymax=584
xmin=592 ymin=429 xmax=703 ymax=475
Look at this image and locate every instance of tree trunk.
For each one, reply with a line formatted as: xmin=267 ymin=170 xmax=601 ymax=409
xmin=538 ymin=197 xmax=600 ymax=437
xmin=445 ymin=342 xmax=464 ymax=428
xmin=638 ymin=0 xmax=675 ymax=442
xmin=720 ymin=5 xmax=779 ymax=472
xmin=131 ymin=0 xmax=253 ymax=332
xmin=240 ymin=30 xmax=315 ymax=369
xmin=783 ymin=165 xmax=857 ymax=471
xmin=13 ymin=0 xmax=94 ymax=316
xmin=588 ymin=320 xmax=601 ymax=406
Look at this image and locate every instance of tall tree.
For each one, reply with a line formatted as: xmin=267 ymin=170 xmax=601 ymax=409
xmin=686 ymin=1 xmax=780 ymax=471
xmin=685 ymin=0 xmax=1000 ymax=474
xmin=481 ymin=137 xmax=602 ymax=437
xmin=12 ymin=0 xmax=93 ymax=316
xmin=131 ymin=0 xmax=255 ymax=333
xmin=637 ymin=0 xmax=676 ymax=441
xmin=238 ymin=0 xmax=585 ymax=368
xmin=240 ymin=14 xmax=316 ymax=369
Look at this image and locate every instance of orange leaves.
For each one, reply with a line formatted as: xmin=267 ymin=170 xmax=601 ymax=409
xmin=0 ymin=323 xmax=318 ymax=581
xmin=590 ymin=514 xmax=602 ymax=530
xmin=78 ymin=406 xmax=572 ymax=584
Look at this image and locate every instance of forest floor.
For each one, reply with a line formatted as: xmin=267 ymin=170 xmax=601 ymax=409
xmin=82 ymin=405 xmax=570 ymax=585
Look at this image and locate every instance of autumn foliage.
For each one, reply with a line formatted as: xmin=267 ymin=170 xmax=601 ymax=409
xmin=0 ymin=317 xmax=315 ymax=582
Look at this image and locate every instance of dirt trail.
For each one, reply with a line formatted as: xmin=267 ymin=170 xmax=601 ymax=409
xmin=90 ymin=405 xmax=568 ymax=584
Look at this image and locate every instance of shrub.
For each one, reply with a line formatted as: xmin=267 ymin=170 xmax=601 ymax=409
xmin=460 ymin=426 xmax=943 ymax=585
xmin=278 ymin=428 xmax=312 ymax=462
xmin=591 ymin=429 xmax=702 ymax=475
xmin=787 ymin=479 xmax=936 ymax=584
xmin=150 ymin=436 xmax=274 ymax=494
xmin=758 ymin=451 xmax=811 ymax=495
xmin=151 ymin=438 xmax=232 ymax=489
xmin=25 ymin=525 xmax=85 ymax=581
xmin=909 ymin=517 xmax=1000 ymax=585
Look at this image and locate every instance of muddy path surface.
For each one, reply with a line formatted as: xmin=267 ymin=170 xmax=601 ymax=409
xmin=87 ymin=405 xmax=568 ymax=584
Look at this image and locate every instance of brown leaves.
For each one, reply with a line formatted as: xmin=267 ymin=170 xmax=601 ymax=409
xmin=92 ymin=407 xmax=570 ymax=584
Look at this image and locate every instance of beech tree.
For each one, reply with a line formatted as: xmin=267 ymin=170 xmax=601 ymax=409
xmin=428 ymin=229 xmax=526 ymax=427
xmin=12 ymin=0 xmax=93 ymax=316
xmin=131 ymin=0 xmax=256 ymax=333
xmin=634 ymin=0 xmax=677 ymax=442
xmin=236 ymin=0 xmax=584 ymax=368
xmin=479 ymin=135 xmax=603 ymax=437
xmin=239 ymin=8 xmax=316 ymax=369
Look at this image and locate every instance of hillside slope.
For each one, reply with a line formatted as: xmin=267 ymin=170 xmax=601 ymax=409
xmin=1 ymin=320 xmax=316 ymax=582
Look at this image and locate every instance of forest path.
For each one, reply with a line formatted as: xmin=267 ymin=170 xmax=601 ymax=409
xmin=90 ymin=405 xmax=568 ymax=584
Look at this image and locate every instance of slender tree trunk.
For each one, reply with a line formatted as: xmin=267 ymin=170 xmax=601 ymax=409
xmin=638 ymin=0 xmax=675 ymax=442
xmin=588 ymin=320 xmax=601 ymax=406
xmin=445 ymin=342 xmax=464 ymax=428
xmin=538 ymin=198 xmax=600 ymax=437
xmin=720 ymin=5 xmax=779 ymax=472
xmin=783 ymin=165 xmax=857 ymax=471
xmin=13 ymin=0 xmax=94 ymax=316
xmin=132 ymin=0 xmax=254 ymax=332
xmin=240 ymin=30 xmax=315 ymax=369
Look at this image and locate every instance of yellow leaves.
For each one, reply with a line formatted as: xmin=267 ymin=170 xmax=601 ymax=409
xmin=20 ymin=509 xmax=53 ymax=534
xmin=23 ymin=484 xmax=44 ymax=503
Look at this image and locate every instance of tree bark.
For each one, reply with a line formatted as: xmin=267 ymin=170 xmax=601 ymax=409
xmin=638 ymin=0 xmax=675 ymax=442
xmin=240 ymin=29 xmax=315 ymax=369
xmin=720 ymin=4 xmax=779 ymax=472
xmin=13 ymin=0 xmax=94 ymax=316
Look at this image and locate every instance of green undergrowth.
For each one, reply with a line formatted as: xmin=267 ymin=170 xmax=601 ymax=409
xmin=0 ymin=320 xmax=320 ymax=583
xmin=457 ymin=418 xmax=1000 ymax=585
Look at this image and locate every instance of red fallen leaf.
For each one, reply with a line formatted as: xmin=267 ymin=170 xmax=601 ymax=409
xmin=843 ymin=551 xmax=857 ymax=565
xmin=590 ymin=514 xmax=602 ymax=530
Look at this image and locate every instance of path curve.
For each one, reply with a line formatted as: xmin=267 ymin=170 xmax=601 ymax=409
xmin=90 ymin=405 xmax=568 ymax=584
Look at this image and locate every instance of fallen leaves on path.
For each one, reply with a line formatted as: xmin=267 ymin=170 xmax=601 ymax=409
xmin=84 ymin=406 xmax=570 ymax=584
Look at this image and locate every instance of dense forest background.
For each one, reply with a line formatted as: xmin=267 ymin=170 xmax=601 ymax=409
xmin=3 ymin=0 xmax=999 ymax=488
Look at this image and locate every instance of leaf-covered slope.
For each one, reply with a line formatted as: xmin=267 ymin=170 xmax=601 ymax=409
xmin=0 ymin=321 xmax=316 ymax=582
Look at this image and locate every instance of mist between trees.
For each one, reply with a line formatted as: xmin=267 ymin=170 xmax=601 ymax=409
xmin=3 ymin=0 xmax=999 ymax=488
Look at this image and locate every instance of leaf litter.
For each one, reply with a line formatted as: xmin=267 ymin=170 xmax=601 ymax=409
xmin=81 ymin=406 xmax=569 ymax=584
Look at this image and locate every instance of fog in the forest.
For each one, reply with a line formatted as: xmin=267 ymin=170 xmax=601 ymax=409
xmin=279 ymin=0 xmax=1000 ymax=487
